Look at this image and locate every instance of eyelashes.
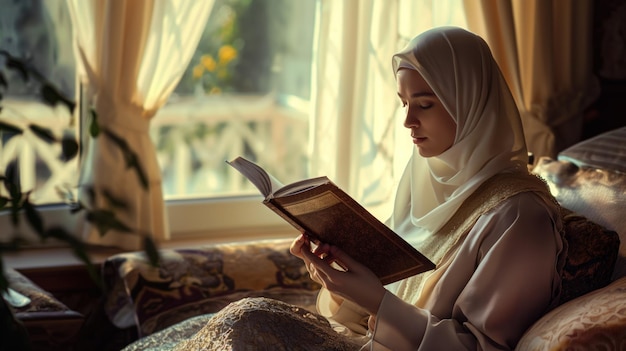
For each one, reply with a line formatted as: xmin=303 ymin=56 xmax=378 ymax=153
xmin=400 ymin=102 xmax=433 ymax=110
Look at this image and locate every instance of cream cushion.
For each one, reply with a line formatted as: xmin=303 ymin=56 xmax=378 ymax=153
xmin=515 ymin=276 xmax=626 ymax=351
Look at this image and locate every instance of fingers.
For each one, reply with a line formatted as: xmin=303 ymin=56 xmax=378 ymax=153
xmin=301 ymin=245 xmax=345 ymax=280
xmin=291 ymin=234 xmax=344 ymax=285
xmin=289 ymin=234 xmax=307 ymax=258
xmin=368 ymin=315 xmax=376 ymax=331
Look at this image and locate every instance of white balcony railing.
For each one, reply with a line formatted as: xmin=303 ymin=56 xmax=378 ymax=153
xmin=1 ymin=95 xmax=310 ymax=204
xmin=0 ymin=99 xmax=77 ymax=204
xmin=153 ymin=94 xmax=310 ymax=199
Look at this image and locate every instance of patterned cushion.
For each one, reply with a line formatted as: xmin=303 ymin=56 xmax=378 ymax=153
xmin=558 ymin=208 xmax=620 ymax=305
xmin=515 ymin=276 xmax=626 ymax=351
xmin=102 ymin=238 xmax=321 ymax=336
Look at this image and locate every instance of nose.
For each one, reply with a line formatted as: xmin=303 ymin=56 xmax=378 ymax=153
xmin=403 ymin=106 xmax=419 ymax=129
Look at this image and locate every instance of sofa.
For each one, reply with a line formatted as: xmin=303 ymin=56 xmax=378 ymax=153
xmin=102 ymin=127 xmax=626 ymax=351
xmin=3 ymin=268 xmax=84 ymax=351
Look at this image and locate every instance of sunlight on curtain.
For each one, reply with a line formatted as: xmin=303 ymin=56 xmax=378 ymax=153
xmin=67 ymin=0 xmax=213 ymax=249
xmin=312 ymin=0 xmax=466 ymax=220
xmin=464 ymin=0 xmax=597 ymax=159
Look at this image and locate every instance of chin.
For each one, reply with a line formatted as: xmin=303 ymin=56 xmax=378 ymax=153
xmin=417 ymin=148 xmax=436 ymax=158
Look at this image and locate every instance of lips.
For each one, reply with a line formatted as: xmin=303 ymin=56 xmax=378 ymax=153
xmin=411 ymin=135 xmax=426 ymax=144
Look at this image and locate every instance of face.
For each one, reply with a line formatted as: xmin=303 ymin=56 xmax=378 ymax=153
xmin=396 ymin=68 xmax=456 ymax=158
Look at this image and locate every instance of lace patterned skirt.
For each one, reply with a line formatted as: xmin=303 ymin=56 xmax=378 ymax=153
xmin=123 ymin=297 xmax=363 ymax=351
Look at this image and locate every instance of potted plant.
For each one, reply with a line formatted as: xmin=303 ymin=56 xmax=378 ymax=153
xmin=0 ymin=50 xmax=160 ymax=350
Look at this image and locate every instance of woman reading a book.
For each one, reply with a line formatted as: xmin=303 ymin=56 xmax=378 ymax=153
xmin=174 ymin=27 xmax=565 ymax=351
xmin=289 ymin=26 xmax=566 ymax=350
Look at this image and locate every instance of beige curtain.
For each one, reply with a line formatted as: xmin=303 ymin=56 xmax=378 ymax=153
xmin=312 ymin=0 xmax=466 ymax=218
xmin=67 ymin=0 xmax=213 ymax=249
xmin=463 ymin=0 xmax=598 ymax=159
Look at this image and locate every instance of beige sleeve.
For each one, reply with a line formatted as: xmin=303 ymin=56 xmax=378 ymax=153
xmin=369 ymin=194 xmax=563 ymax=351
xmin=316 ymin=287 xmax=370 ymax=337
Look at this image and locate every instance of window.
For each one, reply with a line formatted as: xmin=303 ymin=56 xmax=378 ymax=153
xmin=0 ymin=0 xmax=77 ymax=206
xmin=1 ymin=0 xmax=467 ymax=244
xmin=152 ymin=0 xmax=317 ymax=200
xmin=1 ymin=0 xmax=317 ymax=242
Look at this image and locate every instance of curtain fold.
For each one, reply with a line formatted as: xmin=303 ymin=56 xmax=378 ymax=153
xmin=463 ymin=0 xmax=598 ymax=159
xmin=311 ymin=0 xmax=401 ymax=215
xmin=67 ymin=0 xmax=213 ymax=249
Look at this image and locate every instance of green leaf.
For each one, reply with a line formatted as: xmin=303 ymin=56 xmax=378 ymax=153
xmin=61 ymin=137 xmax=79 ymax=161
xmin=0 ymin=121 xmax=23 ymax=135
xmin=104 ymin=129 xmax=149 ymax=190
xmin=143 ymin=236 xmax=160 ymax=267
xmin=3 ymin=162 xmax=21 ymax=202
xmin=5 ymin=56 xmax=29 ymax=82
xmin=85 ymin=209 xmax=134 ymax=236
xmin=102 ymin=189 xmax=128 ymax=210
xmin=40 ymin=84 xmax=76 ymax=113
xmin=43 ymin=227 xmax=103 ymax=291
xmin=23 ymin=197 xmax=44 ymax=236
xmin=55 ymin=185 xmax=77 ymax=206
xmin=28 ymin=124 xmax=56 ymax=144
xmin=127 ymin=156 xmax=149 ymax=190
xmin=89 ymin=110 xmax=100 ymax=137
xmin=43 ymin=226 xmax=81 ymax=246
xmin=69 ymin=201 xmax=84 ymax=214
xmin=83 ymin=186 xmax=96 ymax=208
xmin=0 ymin=71 xmax=7 ymax=89
xmin=0 ymin=259 xmax=7 ymax=293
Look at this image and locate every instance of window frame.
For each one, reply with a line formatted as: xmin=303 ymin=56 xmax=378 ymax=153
xmin=0 ymin=196 xmax=296 ymax=245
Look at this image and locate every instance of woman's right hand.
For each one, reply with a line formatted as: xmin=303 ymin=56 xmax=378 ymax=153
xmin=289 ymin=233 xmax=308 ymax=260
xmin=290 ymin=233 xmax=326 ymax=284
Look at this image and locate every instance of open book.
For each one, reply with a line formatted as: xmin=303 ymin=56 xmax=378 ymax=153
xmin=227 ymin=156 xmax=435 ymax=285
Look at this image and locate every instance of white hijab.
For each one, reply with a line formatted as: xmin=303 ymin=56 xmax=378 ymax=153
xmin=389 ymin=27 xmax=528 ymax=244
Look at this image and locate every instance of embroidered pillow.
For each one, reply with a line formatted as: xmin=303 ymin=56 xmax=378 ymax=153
xmin=102 ymin=239 xmax=321 ymax=336
xmin=558 ymin=207 xmax=620 ymax=305
xmin=516 ymin=277 xmax=626 ymax=351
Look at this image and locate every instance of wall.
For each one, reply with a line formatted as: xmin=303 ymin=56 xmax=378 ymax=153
xmin=584 ymin=0 xmax=626 ymax=139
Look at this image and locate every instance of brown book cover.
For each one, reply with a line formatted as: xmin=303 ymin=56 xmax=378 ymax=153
xmin=227 ymin=156 xmax=435 ymax=285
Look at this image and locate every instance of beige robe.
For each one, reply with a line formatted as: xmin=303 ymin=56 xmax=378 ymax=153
xmin=319 ymin=190 xmax=564 ymax=351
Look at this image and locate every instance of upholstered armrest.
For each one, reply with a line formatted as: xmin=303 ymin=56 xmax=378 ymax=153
xmin=5 ymin=268 xmax=83 ymax=349
xmin=5 ymin=268 xmax=80 ymax=319
xmin=102 ymin=238 xmax=320 ymax=337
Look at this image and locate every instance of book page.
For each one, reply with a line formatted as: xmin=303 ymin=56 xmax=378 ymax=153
xmin=227 ymin=157 xmax=284 ymax=197
xmin=273 ymin=176 xmax=330 ymax=198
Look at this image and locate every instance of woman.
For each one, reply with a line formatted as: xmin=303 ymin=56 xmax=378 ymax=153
xmin=291 ymin=26 xmax=566 ymax=350
xmin=174 ymin=26 xmax=566 ymax=351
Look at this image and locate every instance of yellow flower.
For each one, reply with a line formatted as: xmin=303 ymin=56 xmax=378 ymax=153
xmin=218 ymin=45 xmax=237 ymax=65
xmin=201 ymin=55 xmax=217 ymax=72
xmin=209 ymin=87 xmax=222 ymax=95
xmin=192 ymin=64 xmax=204 ymax=79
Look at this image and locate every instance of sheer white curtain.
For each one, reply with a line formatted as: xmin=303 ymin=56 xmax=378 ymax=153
xmin=67 ymin=0 xmax=213 ymax=249
xmin=312 ymin=0 xmax=466 ymax=218
xmin=463 ymin=0 xmax=598 ymax=159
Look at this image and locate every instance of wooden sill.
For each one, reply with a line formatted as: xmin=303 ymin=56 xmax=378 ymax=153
xmin=3 ymin=231 xmax=296 ymax=271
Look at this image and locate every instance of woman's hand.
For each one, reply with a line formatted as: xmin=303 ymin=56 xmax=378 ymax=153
xmin=291 ymin=233 xmax=386 ymax=315
xmin=290 ymin=234 xmax=323 ymax=284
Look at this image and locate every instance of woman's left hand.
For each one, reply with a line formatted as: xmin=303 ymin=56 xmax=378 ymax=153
xmin=300 ymin=239 xmax=386 ymax=315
